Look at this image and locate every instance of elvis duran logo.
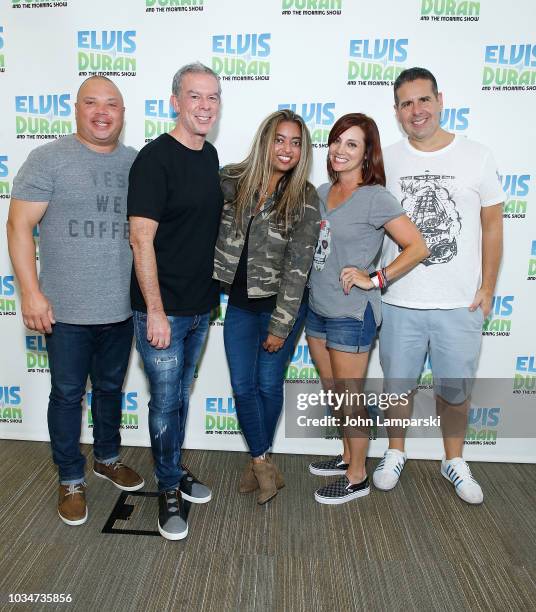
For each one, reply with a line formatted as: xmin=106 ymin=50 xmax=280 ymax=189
xmin=420 ymin=0 xmax=480 ymax=22
xmin=145 ymin=0 xmax=204 ymax=13
xmin=527 ymin=241 xmax=536 ymax=280
xmin=0 ymin=156 xmax=10 ymax=199
xmin=281 ymin=0 xmax=342 ymax=15
xmin=465 ymin=406 xmax=500 ymax=445
xmin=440 ymin=107 xmax=470 ymax=132
xmin=15 ymin=94 xmax=72 ymax=140
xmin=482 ymin=44 xmax=536 ymax=91
xmin=347 ymin=38 xmax=408 ymax=86
xmin=285 ymin=342 xmax=319 ymax=382
xmin=482 ymin=295 xmax=513 ymax=337
xmin=0 ymin=25 xmax=5 ymax=72
xmin=278 ymin=103 xmax=335 ymax=147
xmin=144 ymin=99 xmax=177 ymax=142
xmin=26 ymin=334 xmax=49 ymax=372
xmin=211 ymin=33 xmax=271 ymax=81
xmin=86 ymin=391 xmax=140 ymax=429
xmin=0 ymin=275 xmax=16 ymax=316
xmin=501 ymin=174 xmax=530 ymax=219
xmin=210 ymin=292 xmax=228 ymax=327
xmin=77 ymin=31 xmax=137 ymax=77
xmin=12 ymin=0 xmax=68 ymax=8
xmin=205 ymin=397 xmax=241 ymax=434
xmin=0 ymin=386 xmax=23 ymax=423
xmin=513 ymin=356 xmax=536 ymax=394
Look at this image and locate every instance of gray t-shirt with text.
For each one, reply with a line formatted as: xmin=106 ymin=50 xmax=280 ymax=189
xmin=12 ymin=135 xmax=137 ymax=324
xmin=309 ymin=183 xmax=403 ymax=324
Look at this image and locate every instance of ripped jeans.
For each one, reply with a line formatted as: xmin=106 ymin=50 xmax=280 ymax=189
xmin=133 ymin=310 xmax=210 ymax=492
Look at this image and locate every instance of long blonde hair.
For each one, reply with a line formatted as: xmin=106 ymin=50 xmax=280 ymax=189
xmin=221 ymin=109 xmax=313 ymax=233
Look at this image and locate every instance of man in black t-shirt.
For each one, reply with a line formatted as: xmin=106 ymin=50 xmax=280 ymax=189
xmin=128 ymin=62 xmax=223 ymax=541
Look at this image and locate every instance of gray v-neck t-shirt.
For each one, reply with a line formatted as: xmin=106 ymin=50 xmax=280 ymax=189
xmin=308 ymin=182 xmax=403 ymax=324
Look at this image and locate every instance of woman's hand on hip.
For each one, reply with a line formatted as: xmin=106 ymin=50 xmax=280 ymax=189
xmin=340 ymin=267 xmax=373 ymax=294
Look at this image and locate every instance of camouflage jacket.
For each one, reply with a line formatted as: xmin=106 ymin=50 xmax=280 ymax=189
xmin=213 ymin=176 xmax=320 ymax=338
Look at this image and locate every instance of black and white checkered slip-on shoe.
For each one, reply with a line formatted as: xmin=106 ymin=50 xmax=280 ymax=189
xmin=309 ymin=455 xmax=350 ymax=476
xmin=314 ymin=475 xmax=370 ymax=505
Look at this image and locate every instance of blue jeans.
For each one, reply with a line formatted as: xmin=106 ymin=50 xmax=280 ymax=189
xmin=133 ymin=310 xmax=209 ymax=492
xmin=46 ymin=317 xmax=133 ymax=485
xmin=223 ymin=302 xmax=307 ymax=457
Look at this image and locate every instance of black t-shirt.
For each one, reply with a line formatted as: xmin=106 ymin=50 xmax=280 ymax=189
xmin=127 ymin=133 xmax=223 ymax=315
xmin=228 ymin=216 xmax=277 ymax=313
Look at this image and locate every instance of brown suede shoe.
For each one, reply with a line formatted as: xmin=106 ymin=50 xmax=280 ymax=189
xmin=58 ymin=483 xmax=88 ymax=526
xmin=252 ymin=461 xmax=278 ymax=505
xmin=239 ymin=460 xmax=259 ymax=493
xmin=93 ymin=460 xmax=144 ymax=491
xmin=267 ymin=455 xmax=285 ymax=490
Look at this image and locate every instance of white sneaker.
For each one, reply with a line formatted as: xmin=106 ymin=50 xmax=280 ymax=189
xmin=441 ymin=457 xmax=483 ymax=505
xmin=373 ymin=449 xmax=407 ymax=491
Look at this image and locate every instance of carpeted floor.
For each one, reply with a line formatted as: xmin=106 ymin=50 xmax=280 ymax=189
xmin=0 ymin=440 xmax=535 ymax=611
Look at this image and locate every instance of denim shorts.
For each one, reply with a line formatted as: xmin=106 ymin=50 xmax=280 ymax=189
xmin=305 ymin=302 xmax=377 ymax=353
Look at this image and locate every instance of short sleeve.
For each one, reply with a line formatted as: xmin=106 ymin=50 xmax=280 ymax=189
xmin=11 ymin=147 xmax=55 ymax=202
xmin=127 ymin=152 xmax=168 ymax=222
xmin=368 ymin=188 xmax=404 ymax=229
xmin=479 ymin=150 xmax=504 ymax=207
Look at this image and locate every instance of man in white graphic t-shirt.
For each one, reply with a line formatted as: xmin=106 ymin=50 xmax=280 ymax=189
xmin=375 ymin=67 xmax=504 ymax=504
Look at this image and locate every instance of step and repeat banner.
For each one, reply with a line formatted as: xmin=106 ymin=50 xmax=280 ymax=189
xmin=0 ymin=0 xmax=535 ymax=462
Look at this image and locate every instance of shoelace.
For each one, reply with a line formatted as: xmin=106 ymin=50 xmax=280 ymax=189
xmin=65 ymin=483 xmax=86 ymax=497
xmin=449 ymin=461 xmax=476 ymax=484
xmin=380 ymin=452 xmax=404 ymax=471
xmin=165 ymin=490 xmax=180 ymax=513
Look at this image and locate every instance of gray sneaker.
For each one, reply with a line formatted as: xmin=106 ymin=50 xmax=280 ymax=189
xmin=158 ymin=489 xmax=188 ymax=541
xmin=179 ymin=466 xmax=212 ymax=504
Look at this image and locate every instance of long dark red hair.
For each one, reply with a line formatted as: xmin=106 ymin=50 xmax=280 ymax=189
xmin=327 ymin=113 xmax=386 ymax=187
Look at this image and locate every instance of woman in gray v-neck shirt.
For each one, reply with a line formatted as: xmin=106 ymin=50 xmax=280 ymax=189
xmin=305 ymin=113 xmax=428 ymax=506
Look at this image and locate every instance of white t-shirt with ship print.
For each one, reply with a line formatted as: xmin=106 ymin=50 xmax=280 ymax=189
xmin=381 ymin=135 xmax=503 ymax=309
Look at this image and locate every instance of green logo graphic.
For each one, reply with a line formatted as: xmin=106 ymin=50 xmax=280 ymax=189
xmin=211 ymin=33 xmax=271 ymax=81
xmin=482 ymin=44 xmax=536 ymax=90
xmin=26 ymin=334 xmax=49 ymax=372
xmin=513 ymin=356 xmax=536 ymax=394
xmin=282 ymin=0 xmax=342 ymax=14
xmin=420 ymin=0 xmax=480 ymax=21
xmin=146 ymin=0 xmax=204 ymax=11
xmin=205 ymin=397 xmax=241 ymax=434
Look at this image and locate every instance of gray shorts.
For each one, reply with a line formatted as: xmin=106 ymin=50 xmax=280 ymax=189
xmin=379 ymin=303 xmax=484 ymax=404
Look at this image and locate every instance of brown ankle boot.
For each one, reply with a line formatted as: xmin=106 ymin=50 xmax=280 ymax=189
xmin=266 ymin=455 xmax=285 ymax=490
xmin=252 ymin=461 xmax=277 ymax=505
xmin=239 ymin=460 xmax=259 ymax=493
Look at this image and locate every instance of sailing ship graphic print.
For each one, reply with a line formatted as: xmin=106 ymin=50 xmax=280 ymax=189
xmin=399 ymin=171 xmax=461 ymax=266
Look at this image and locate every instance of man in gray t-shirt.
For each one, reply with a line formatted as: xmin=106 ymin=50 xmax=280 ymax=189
xmin=7 ymin=76 xmax=144 ymax=527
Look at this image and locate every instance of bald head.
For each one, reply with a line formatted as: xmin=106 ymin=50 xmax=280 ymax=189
xmin=75 ymin=76 xmax=125 ymax=153
xmin=76 ymin=75 xmax=124 ymax=105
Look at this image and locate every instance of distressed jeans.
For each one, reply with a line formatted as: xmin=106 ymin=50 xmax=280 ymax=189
xmin=133 ymin=310 xmax=209 ymax=492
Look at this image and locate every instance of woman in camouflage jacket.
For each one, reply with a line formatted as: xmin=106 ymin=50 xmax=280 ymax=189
xmin=213 ymin=109 xmax=320 ymax=504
